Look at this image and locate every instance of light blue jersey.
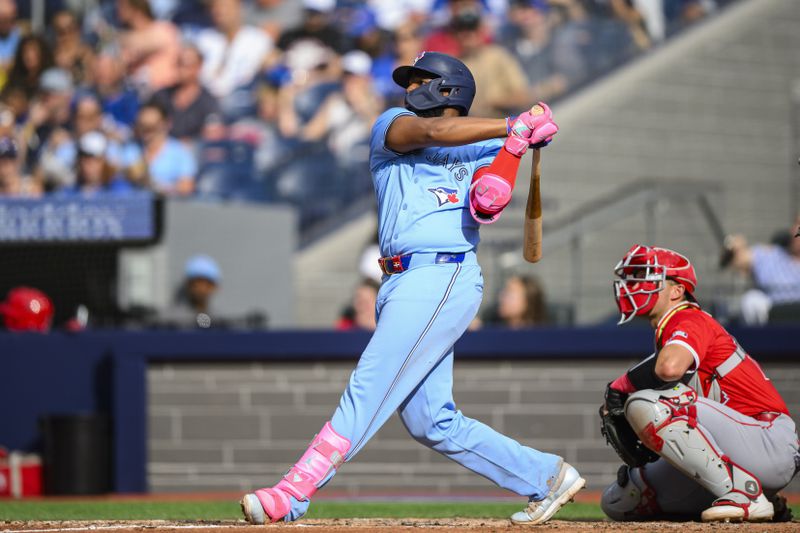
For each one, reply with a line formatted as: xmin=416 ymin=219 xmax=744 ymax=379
xmin=271 ymin=106 xmax=562 ymax=524
xmin=370 ymin=107 xmax=503 ymax=256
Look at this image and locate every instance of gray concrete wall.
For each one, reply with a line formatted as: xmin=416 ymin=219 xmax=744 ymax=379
xmin=147 ymin=360 xmax=800 ymax=495
xmin=119 ymin=201 xmax=297 ymax=328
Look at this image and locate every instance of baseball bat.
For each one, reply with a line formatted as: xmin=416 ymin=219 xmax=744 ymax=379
xmin=523 ymin=147 xmax=543 ymax=263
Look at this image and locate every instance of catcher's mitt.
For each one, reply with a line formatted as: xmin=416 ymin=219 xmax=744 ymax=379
xmin=599 ymin=385 xmax=659 ymax=467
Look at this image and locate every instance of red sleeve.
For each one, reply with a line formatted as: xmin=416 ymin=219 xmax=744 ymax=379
xmin=470 ymin=147 xmax=522 ymax=188
xmin=660 ymin=311 xmax=712 ymax=370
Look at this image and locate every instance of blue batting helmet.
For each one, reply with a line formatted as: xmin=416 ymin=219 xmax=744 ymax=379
xmin=392 ymin=51 xmax=476 ymax=116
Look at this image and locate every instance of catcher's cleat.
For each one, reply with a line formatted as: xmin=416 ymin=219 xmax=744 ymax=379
xmin=510 ymin=462 xmax=586 ymax=525
xmin=701 ymin=492 xmax=773 ymax=523
xmin=769 ymin=493 xmax=793 ymax=522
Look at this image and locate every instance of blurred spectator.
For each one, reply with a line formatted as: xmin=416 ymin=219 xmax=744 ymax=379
xmin=167 ymin=254 xmax=222 ymax=329
xmin=0 ymin=101 xmax=13 ymax=135
xmin=301 ymin=50 xmax=382 ymax=166
xmin=195 ymin=0 xmax=273 ymax=103
xmin=277 ymin=39 xmax=339 ymax=137
xmin=50 ymin=10 xmax=94 ymax=86
xmin=117 ymin=0 xmax=181 ymax=94
xmin=664 ymin=0 xmax=716 ymax=35
xmin=277 ymin=0 xmax=348 ymax=54
xmin=35 ymin=93 xmax=100 ymax=190
xmin=90 ymin=50 xmax=141 ymax=128
xmin=500 ymin=0 xmax=589 ymax=102
xmin=149 ymin=0 xmax=180 ymax=20
xmin=7 ymin=35 xmax=54 ymax=98
xmin=20 ymin=68 xmax=74 ymax=176
xmin=0 ymin=136 xmax=40 ymax=196
xmin=630 ymin=0 xmax=666 ymax=44
xmin=375 ymin=21 xmax=424 ymax=104
xmin=722 ymin=219 xmax=800 ymax=325
xmin=336 ymin=277 xmax=380 ymax=331
xmin=151 ymin=44 xmax=221 ymax=141
xmin=452 ymin=6 xmax=530 ymax=117
xmin=368 ymin=0 xmax=430 ymax=31
xmin=133 ymin=100 xmax=197 ymax=195
xmin=58 ymin=131 xmax=135 ymax=196
xmin=0 ymin=0 xmax=21 ymax=85
xmin=423 ymin=0 xmax=491 ymax=58
xmin=0 ymin=286 xmax=54 ymax=333
xmin=243 ymin=0 xmax=304 ymax=41
xmin=493 ymin=274 xmax=547 ymax=328
xmin=228 ymin=84 xmax=284 ymax=178
xmin=608 ymin=0 xmax=654 ymax=50
xmin=0 ymin=83 xmax=28 ymax=125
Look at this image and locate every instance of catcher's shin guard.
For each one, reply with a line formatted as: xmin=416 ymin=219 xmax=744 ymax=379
xmin=601 ymin=465 xmax=661 ymax=521
xmin=624 ymin=384 xmax=773 ymax=522
xmin=242 ymin=421 xmax=351 ymax=523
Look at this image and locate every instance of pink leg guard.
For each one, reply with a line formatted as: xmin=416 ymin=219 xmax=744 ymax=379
xmin=254 ymin=421 xmax=351 ymax=522
xmin=469 ymin=173 xmax=512 ymax=224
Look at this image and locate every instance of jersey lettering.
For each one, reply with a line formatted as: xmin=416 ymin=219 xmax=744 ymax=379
xmin=425 ymin=151 xmax=469 ymax=181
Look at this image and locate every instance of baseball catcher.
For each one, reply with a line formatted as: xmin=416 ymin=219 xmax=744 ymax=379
xmin=600 ymin=244 xmax=799 ymax=523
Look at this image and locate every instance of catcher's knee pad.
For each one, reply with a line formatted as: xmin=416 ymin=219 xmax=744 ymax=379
xmin=601 ymin=465 xmax=661 ymax=521
xmin=624 ymin=384 xmax=763 ymax=500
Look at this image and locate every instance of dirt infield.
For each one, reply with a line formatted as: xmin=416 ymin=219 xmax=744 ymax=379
xmin=2 ymin=519 xmax=799 ymax=533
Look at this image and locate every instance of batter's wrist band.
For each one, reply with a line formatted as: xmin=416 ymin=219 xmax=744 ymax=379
xmin=505 ymin=115 xmax=518 ymax=135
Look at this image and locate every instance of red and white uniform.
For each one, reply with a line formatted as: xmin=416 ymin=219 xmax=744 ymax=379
xmin=656 ymin=302 xmax=789 ymax=417
xmin=621 ymin=304 xmax=799 ymax=518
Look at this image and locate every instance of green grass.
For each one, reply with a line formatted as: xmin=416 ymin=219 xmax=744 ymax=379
xmin=0 ymin=500 xmax=797 ymax=522
xmin=0 ymin=501 xmax=597 ymax=521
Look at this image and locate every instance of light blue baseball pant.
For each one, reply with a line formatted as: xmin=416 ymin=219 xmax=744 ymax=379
xmin=285 ymin=257 xmax=561 ymax=520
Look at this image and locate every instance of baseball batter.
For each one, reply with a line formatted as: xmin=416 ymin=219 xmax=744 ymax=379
xmin=600 ymin=244 xmax=799 ymax=523
xmin=240 ymin=52 xmax=585 ymax=525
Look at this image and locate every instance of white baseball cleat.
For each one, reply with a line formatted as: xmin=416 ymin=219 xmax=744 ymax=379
xmin=701 ymin=492 xmax=774 ymax=523
xmin=510 ymin=462 xmax=586 ymax=525
xmin=240 ymin=493 xmax=267 ymax=525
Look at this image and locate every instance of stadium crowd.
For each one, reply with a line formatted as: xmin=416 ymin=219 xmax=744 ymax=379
xmin=0 ymin=0 xmax=728 ymax=229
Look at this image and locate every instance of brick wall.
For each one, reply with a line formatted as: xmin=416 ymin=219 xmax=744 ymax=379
xmin=147 ymin=360 xmax=800 ymax=495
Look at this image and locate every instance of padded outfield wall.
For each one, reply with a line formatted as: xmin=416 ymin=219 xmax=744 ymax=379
xmin=2 ymin=328 xmax=797 ymax=495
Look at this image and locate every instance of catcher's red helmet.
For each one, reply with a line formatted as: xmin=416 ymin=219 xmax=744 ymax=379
xmin=613 ymin=245 xmax=697 ymax=324
xmin=0 ymin=287 xmax=54 ymax=332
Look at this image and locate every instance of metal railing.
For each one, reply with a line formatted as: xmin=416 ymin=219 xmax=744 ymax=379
xmin=481 ymin=178 xmax=727 ymax=322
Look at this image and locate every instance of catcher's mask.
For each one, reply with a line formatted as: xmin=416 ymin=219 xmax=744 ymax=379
xmin=613 ymin=244 xmax=697 ymax=325
xmin=392 ymin=51 xmax=475 ymax=116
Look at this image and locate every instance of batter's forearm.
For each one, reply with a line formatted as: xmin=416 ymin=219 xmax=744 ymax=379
xmin=423 ymin=117 xmax=507 ymax=146
xmin=386 ymin=114 xmax=506 ymax=153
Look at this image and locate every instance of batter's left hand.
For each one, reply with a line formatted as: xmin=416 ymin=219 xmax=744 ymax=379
xmin=507 ymin=102 xmax=559 ymax=154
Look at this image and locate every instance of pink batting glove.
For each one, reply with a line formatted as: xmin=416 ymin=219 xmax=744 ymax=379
xmin=504 ymin=102 xmax=559 ymax=156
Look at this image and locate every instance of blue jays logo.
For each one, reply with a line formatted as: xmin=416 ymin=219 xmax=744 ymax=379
xmin=428 ymin=187 xmax=460 ymax=207
xmin=413 ymin=51 xmax=426 ymax=65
